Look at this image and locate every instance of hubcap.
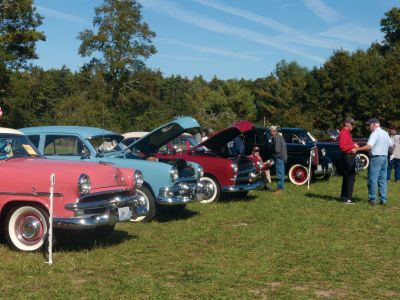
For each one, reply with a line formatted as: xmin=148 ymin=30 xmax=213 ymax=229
xmin=202 ymin=182 xmax=215 ymax=199
xmin=293 ymin=167 xmax=307 ymax=182
xmin=17 ymin=214 xmax=44 ymax=244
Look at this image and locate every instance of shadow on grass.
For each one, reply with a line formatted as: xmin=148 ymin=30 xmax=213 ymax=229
xmin=305 ymin=192 xmax=362 ymax=203
xmin=52 ymin=229 xmax=136 ymax=252
xmin=156 ymin=207 xmax=199 ymax=223
xmin=221 ymin=193 xmax=258 ymax=203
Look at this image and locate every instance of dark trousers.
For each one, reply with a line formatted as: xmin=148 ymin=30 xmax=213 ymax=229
xmin=387 ymin=158 xmax=400 ymax=181
xmin=341 ymin=153 xmax=356 ymax=200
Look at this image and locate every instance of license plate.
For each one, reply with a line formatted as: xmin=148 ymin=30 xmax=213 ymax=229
xmin=118 ymin=207 xmax=131 ymax=221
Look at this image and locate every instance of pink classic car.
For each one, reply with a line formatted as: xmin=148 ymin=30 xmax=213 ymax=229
xmin=0 ymin=128 xmax=147 ymax=251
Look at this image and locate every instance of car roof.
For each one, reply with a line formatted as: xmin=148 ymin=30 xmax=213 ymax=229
xmin=0 ymin=127 xmax=24 ymax=135
xmin=20 ymin=126 xmax=118 ymax=139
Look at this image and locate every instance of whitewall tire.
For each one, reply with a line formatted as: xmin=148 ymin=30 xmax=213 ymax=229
xmin=288 ymin=164 xmax=309 ymax=185
xmin=5 ymin=205 xmax=49 ymax=252
xmin=199 ymin=176 xmax=221 ymax=204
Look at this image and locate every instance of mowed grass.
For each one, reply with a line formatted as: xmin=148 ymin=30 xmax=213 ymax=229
xmin=1 ymin=172 xmax=400 ymax=299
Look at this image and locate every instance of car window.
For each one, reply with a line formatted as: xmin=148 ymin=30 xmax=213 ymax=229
xmin=0 ymin=134 xmax=41 ymax=159
xmin=171 ymin=135 xmax=198 ymax=152
xmin=283 ymin=133 xmax=302 ymax=144
xmin=27 ymin=135 xmax=40 ymax=148
xmin=89 ymin=134 xmax=124 ymax=153
xmin=44 ymin=135 xmax=87 ymax=156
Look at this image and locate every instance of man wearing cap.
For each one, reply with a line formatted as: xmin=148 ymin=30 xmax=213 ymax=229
xmin=355 ymin=118 xmax=393 ymax=205
xmin=270 ymin=126 xmax=287 ymax=192
xmin=338 ymin=117 xmax=359 ymax=204
xmin=387 ymin=128 xmax=400 ymax=182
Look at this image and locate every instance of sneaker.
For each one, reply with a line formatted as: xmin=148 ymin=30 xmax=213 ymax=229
xmin=368 ymin=200 xmax=376 ymax=206
xmin=345 ymin=199 xmax=355 ymax=205
xmin=380 ymin=201 xmax=387 ymax=205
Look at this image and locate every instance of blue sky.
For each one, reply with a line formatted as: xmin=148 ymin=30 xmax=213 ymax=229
xmin=33 ymin=0 xmax=399 ymax=80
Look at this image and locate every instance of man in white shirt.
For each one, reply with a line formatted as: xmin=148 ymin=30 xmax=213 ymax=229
xmin=355 ymin=118 xmax=393 ymax=205
xmin=387 ymin=128 xmax=400 ymax=182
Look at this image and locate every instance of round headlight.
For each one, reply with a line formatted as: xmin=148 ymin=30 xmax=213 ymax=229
xmin=231 ymin=163 xmax=238 ymax=174
xmin=197 ymin=166 xmax=204 ymax=178
xmin=170 ymin=167 xmax=179 ymax=182
xmin=321 ymin=148 xmax=326 ymax=157
xmin=134 ymin=170 xmax=144 ymax=188
xmin=78 ymin=174 xmax=91 ymax=195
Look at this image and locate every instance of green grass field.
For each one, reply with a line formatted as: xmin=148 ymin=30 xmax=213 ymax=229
xmin=1 ymin=172 xmax=400 ymax=299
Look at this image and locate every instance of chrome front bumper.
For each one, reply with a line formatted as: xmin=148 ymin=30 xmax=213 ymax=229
xmin=157 ymin=182 xmax=204 ymax=205
xmin=222 ymin=179 xmax=263 ymax=192
xmin=54 ymin=194 xmax=148 ymax=229
xmin=313 ymin=163 xmax=334 ymax=175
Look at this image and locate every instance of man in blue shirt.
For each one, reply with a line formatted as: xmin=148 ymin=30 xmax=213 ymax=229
xmin=355 ymin=118 xmax=393 ymax=205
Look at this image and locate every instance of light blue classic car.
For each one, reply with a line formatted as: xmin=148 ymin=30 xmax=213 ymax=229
xmin=20 ymin=119 xmax=204 ymax=222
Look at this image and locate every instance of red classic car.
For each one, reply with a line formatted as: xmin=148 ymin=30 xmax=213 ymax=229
xmin=0 ymin=128 xmax=147 ymax=251
xmin=129 ymin=118 xmax=262 ymax=203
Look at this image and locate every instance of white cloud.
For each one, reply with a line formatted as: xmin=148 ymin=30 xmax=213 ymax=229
xmin=35 ymin=5 xmax=89 ymax=24
xmin=141 ymin=0 xmax=325 ymax=63
xmin=303 ymin=0 xmax=340 ymax=23
xmin=319 ymin=24 xmax=382 ymax=45
xmin=164 ymin=39 xmax=263 ymax=61
xmin=193 ymin=0 xmax=340 ymax=49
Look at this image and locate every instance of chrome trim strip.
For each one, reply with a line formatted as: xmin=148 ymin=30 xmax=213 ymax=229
xmin=0 ymin=192 xmax=63 ymax=197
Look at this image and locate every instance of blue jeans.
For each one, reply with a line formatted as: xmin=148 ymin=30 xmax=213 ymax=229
xmin=368 ymin=156 xmax=388 ymax=203
xmin=276 ymin=158 xmax=285 ymax=190
xmin=387 ymin=158 xmax=400 ymax=181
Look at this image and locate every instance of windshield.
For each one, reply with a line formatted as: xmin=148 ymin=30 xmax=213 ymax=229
xmin=0 ymin=134 xmax=41 ymax=160
xmin=159 ymin=134 xmax=200 ymax=153
xmin=88 ymin=134 xmax=125 ymax=153
xmin=304 ymin=132 xmax=317 ymax=143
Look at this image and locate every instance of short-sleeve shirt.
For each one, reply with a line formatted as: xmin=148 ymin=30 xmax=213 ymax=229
xmin=367 ymin=127 xmax=393 ymax=156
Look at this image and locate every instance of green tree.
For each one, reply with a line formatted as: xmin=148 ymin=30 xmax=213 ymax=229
xmin=0 ymin=0 xmax=45 ymax=69
xmin=78 ymin=0 xmax=156 ymax=103
xmin=380 ymin=7 xmax=400 ymax=52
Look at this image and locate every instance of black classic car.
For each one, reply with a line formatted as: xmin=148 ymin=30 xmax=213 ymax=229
xmin=316 ymin=129 xmax=369 ymax=171
xmin=243 ymin=127 xmax=334 ymax=185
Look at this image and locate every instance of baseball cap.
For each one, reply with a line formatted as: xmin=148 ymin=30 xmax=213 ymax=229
xmin=366 ymin=118 xmax=380 ymax=125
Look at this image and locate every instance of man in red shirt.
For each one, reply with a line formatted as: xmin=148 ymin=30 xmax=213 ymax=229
xmin=338 ymin=117 xmax=359 ymax=204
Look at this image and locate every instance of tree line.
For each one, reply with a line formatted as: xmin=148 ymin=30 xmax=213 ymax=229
xmin=1 ymin=1 xmax=399 ymax=137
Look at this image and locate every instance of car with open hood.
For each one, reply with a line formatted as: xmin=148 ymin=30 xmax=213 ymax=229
xmin=20 ymin=125 xmax=204 ymax=223
xmin=131 ymin=118 xmax=262 ymax=203
xmin=0 ymin=128 xmax=146 ymax=252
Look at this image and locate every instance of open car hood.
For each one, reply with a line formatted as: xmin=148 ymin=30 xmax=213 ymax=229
xmin=195 ymin=120 xmax=254 ymax=152
xmin=131 ymin=117 xmax=200 ymax=154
